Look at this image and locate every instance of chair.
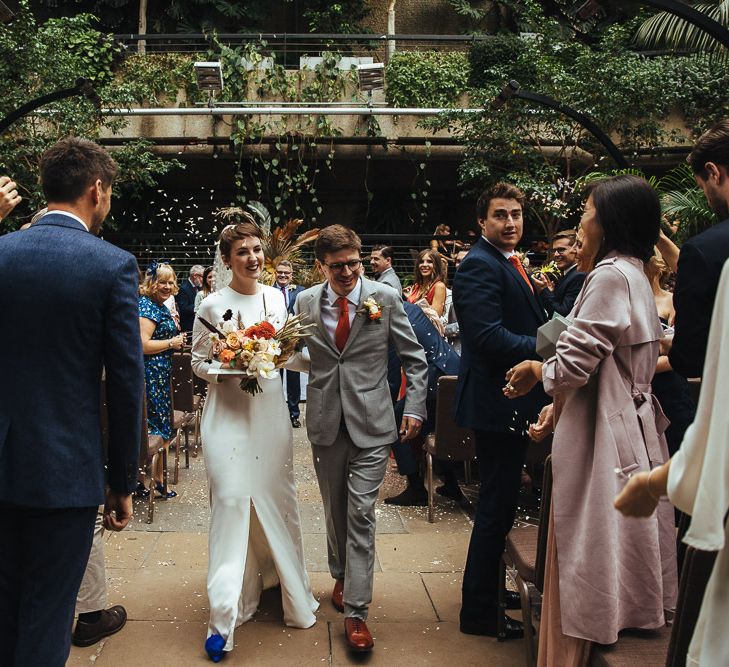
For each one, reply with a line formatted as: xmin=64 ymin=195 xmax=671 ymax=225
xmin=423 ymin=375 xmax=476 ymax=522
xmin=498 ymin=456 xmax=552 ymax=666
xmin=170 ymin=352 xmax=202 ymax=484
xmin=139 ymin=398 xmax=167 ymax=524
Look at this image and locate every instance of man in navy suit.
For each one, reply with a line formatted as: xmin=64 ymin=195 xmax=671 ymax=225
xmin=275 ymin=260 xmax=306 ymax=427
xmin=175 ymin=265 xmax=203 ymax=332
xmin=669 ymin=119 xmax=729 ymax=378
xmin=0 ymin=138 xmax=144 ymax=666
xmin=453 ymin=182 xmax=548 ymax=639
xmin=384 ymin=301 xmax=461 ymax=506
xmin=533 ymin=229 xmax=586 ymax=317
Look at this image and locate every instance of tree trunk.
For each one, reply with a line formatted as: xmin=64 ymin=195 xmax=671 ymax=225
xmin=138 ymin=0 xmax=147 ymax=55
xmin=387 ymin=0 xmax=396 ymax=63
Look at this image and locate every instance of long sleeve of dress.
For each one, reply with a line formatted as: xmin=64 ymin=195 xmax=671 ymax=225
xmin=191 ymin=300 xmax=224 ymax=384
xmin=542 ymin=264 xmax=631 ymax=397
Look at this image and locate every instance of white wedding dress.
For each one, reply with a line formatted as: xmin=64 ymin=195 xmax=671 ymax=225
xmin=192 ymin=284 xmax=318 ymax=652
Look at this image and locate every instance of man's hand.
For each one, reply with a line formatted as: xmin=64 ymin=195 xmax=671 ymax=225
xmin=399 ymin=415 xmax=422 ymax=442
xmin=0 ymin=176 xmax=21 ymax=221
xmin=504 ymin=360 xmax=542 ymax=398
xmin=531 ymin=273 xmax=554 ymax=294
xmin=103 ymin=489 xmax=134 ymax=531
xmin=613 ymin=472 xmax=659 ymax=518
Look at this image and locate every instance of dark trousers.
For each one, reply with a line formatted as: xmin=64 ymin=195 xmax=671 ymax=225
xmin=285 ymin=370 xmax=301 ymax=420
xmin=0 ymin=502 xmax=97 ymax=667
xmin=460 ymin=430 xmax=529 ymax=627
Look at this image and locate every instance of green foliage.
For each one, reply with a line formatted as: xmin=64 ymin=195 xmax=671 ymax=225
xmin=386 ymin=52 xmax=469 ymax=108
xmin=468 ymin=34 xmax=535 ymax=88
xmin=0 ymin=1 xmax=183 ymax=229
xmin=117 ymin=53 xmax=202 ymax=106
xmin=302 ymin=1 xmax=371 ymax=34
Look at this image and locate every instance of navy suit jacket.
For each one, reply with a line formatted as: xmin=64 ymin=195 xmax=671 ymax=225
xmin=388 ymin=301 xmax=460 ymax=403
xmin=0 ymin=214 xmax=144 ymax=508
xmin=175 ymin=279 xmax=198 ymax=332
xmin=278 ymin=283 xmax=305 ymax=316
xmin=670 ymin=219 xmax=729 ymax=378
xmin=453 ymin=237 xmax=548 ymax=433
xmin=539 ymin=266 xmax=586 ymax=317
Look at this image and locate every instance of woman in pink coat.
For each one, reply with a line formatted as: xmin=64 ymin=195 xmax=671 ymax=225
xmin=507 ymin=175 xmax=678 ymax=666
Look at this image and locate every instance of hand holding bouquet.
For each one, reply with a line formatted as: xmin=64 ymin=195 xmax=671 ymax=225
xmin=198 ymin=309 xmax=314 ymax=396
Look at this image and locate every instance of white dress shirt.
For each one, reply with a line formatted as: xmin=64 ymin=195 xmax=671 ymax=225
xmin=483 ymin=235 xmax=514 ymax=259
xmin=43 ymin=209 xmax=90 ymax=232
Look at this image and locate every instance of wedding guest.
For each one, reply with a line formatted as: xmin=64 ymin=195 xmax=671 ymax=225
xmin=139 ymin=261 xmax=185 ymax=498
xmin=533 ymin=230 xmax=586 ymax=317
xmin=275 ymin=259 xmax=305 ymax=428
xmin=176 ymin=265 xmax=204 ymax=332
xmin=454 ymin=182 xmax=548 ymax=639
xmin=72 ymin=511 xmax=126 ymax=647
xmin=0 ymin=137 xmax=144 ymax=666
xmin=669 ymin=119 xmax=729 ymax=378
xmin=370 ymin=245 xmax=402 ymax=296
xmin=506 ymin=175 xmax=677 ymax=666
xmin=443 ymin=249 xmax=469 ymax=354
xmin=646 ymin=252 xmax=695 ymax=456
xmin=430 ymin=223 xmax=464 ymax=263
xmin=194 ymin=266 xmax=215 ymax=312
xmin=406 ymin=249 xmax=447 ymax=317
xmin=384 ymin=301 xmax=461 ymax=506
xmin=615 ymin=257 xmax=729 ymax=666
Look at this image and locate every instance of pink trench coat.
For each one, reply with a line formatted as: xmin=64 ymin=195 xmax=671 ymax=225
xmin=542 ymin=253 xmax=678 ymax=645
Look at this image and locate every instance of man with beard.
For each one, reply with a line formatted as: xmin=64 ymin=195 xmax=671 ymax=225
xmin=670 ymin=120 xmax=729 ymax=378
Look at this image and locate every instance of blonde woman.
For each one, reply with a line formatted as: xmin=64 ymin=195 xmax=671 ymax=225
xmin=138 ymin=261 xmax=185 ymax=498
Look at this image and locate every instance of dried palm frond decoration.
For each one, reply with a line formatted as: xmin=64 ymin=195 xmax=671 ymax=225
xmin=213 ymin=207 xmax=320 ymax=286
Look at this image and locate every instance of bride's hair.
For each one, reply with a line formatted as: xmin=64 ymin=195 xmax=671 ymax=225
xmin=218 ymin=212 xmax=263 ymax=260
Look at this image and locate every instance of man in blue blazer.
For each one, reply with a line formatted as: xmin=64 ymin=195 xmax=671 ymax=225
xmin=275 ymin=260 xmax=306 ymax=426
xmin=384 ymin=300 xmax=461 ymax=505
xmin=175 ymin=265 xmax=203 ymax=332
xmin=453 ymin=182 xmax=548 ymax=639
xmin=0 ymin=138 xmax=144 ymax=666
xmin=533 ymin=230 xmax=586 ymax=317
xmin=670 ymin=119 xmax=729 ymax=378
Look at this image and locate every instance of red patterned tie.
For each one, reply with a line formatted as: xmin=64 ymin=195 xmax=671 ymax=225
xmin=508 ymin=255 xmax=534 ymax=293
xmin=280 ymin=285 xmax=288 ymax=308
xmin=335 ymin=297 xmax=350 ymax=352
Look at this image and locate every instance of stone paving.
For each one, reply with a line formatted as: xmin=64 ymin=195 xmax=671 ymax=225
xmin=68 ymin=408 xmax=526 ymax=666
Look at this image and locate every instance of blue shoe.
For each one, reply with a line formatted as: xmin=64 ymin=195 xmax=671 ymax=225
xmin=205 ymin=634 xmax=226 ymax=662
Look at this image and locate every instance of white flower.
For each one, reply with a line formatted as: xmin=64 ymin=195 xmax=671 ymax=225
xmin=221 ymin=320 xmax=237 ymax=334
xmin=254 ymin=339 xmax=269 ymax=353
xmin=268 ymin=340 xmax=282 ymax=356
xmin=257 ymin=360 xmax=277 ymax=379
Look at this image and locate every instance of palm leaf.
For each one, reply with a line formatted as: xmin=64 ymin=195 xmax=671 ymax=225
xmin=634 ymin=1 xmax=729 ymax=62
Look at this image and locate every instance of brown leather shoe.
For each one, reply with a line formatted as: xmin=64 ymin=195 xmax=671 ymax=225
xmin=332 ymin=578 xmax=344 ymax=613
xmin=344 ymin=617 xmax=374 ymax=652
xmin=72 ymin=605 xmax=127 ymax=647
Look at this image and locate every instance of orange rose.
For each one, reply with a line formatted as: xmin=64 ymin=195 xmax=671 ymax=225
xmin=219 ymin=349 xmax=236 ymax=364
xmin=370 ymin=310 xmax=382 ymax=320
xmin=226 ymin=332 xmax=241 ymax=350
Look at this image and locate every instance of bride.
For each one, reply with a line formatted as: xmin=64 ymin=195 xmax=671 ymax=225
xmin=192 ymin=217 xmax=317 ymax=662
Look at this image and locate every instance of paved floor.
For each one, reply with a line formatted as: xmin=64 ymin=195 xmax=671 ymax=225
xmin=68 ymin=409 xmax=526 ymax=666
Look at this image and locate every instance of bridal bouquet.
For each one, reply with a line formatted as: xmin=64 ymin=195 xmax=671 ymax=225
xmin=198 ymin=309 xmax=313 ymax=396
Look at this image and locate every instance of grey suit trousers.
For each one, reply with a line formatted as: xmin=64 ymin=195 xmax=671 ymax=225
xmin=312 ymin=431 xmax=389 ymax=619
xmin=75 ymin=508 xmax=107 ymax=615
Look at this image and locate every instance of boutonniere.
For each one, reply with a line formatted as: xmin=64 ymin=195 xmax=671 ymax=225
xmin=288 ymin=284 xmax=298 ymax=291
xmin=357 ymin=296 xmax=383 ymax=322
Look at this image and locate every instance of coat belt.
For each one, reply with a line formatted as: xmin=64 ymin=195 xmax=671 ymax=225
xmin=631 ymin=383 xmax=670 ymax=467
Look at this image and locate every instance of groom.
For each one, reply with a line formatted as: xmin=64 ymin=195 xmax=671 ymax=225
xmin=295 ymin=225 xmax=428 ymax=652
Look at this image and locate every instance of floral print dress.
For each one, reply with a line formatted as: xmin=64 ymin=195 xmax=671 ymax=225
xmin=139 ymin=295 xmax=177 ymax=440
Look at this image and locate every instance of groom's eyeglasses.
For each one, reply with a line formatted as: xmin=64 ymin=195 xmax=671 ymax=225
xmin=324 ymin=259 xmax=362 ymax=273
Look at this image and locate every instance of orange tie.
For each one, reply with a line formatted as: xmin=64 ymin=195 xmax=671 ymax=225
xmin=508 ymin=255 xmax=534 ymax=293
xmin=335 ymin=297 xmax=350 ymax=352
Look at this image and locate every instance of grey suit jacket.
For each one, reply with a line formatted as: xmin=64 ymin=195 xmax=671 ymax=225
xmin=295 ymin=277 xmax=427 ymax=448
xmin=375 ymin=267 xmax=403 ymax=297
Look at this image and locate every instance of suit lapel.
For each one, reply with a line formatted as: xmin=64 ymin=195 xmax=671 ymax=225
xmin=308 ymin=284 xmax=340 ymax=355
xmin=341 ymin=278 xmax=373 ymax=354
xmin=481 ymin=239 xmax=546 ymax=323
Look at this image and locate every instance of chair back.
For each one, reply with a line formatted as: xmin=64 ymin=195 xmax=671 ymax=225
xmin=171 ymin=352 xmax=196 ymax=413
xmin=666 ymin=546 xmax=717 ymax=667
xmin=432 ymin=376 xmax=476 ymax=462
xmin=534 ymin=455 xmax=553 ymax=592
xmin=139 ymin=397 xmax=152 ymax=467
